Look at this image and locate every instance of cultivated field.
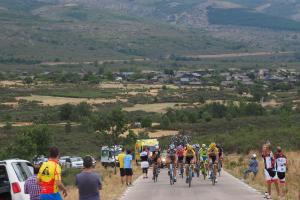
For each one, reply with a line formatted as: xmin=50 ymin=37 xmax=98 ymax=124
xmin=123 ymin=103 xmax=189 ymax=113
xmin=16 ymin=95 xmax=127 ymax=106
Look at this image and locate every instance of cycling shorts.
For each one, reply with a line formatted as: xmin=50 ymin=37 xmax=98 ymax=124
xmin=264 ymin=169 xmax=278 ymax=183
xmin=185 ymin=156 xmax=193 ymax=164
xmin=277 ymin=172 xmax=286 ymax=183
xmin=169 ymin=155 xmax=176 ymax=163
xmin=201 ymin=156 xmax=208 ymax=162
xmin=210 ymin=156 xmax=217 ymax=164
xmin=178 ymin=156 xmax=184 ymax=163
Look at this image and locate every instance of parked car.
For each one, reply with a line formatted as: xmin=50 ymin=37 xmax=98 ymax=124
xmin=0 ymin=159 xmax=33 ymax=200
xmin=66 ymin=157 xmax=83 ymax=169
xmin=59 ymin=156 xmax=70 ymax=167
xmin=33 ymin=155 xmax=48 ymax=166
xmin=100 ymin=146 xmax=122 ymax=167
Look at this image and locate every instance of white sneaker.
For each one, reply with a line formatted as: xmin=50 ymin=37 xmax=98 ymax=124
xmin=215 ymin=178 xmax=218 ymax=183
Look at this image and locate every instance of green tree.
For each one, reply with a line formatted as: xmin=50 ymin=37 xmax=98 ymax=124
xmin=141 ymin=117 xmax=152 ymax=128
xmin=125 ymin=130 xmax=138 ymax=146
xmin=60 ymin=104 xmax=74 ymax=120
xmin=23 ymin=76 xmax=33 ymax=85
xmin=161 ymin=115 xmax=171 ymax=128
xmin=76 ymin=102 xmax=92 ymax=118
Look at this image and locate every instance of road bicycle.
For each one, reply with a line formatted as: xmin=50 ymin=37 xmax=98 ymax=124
xmin=153 ymin=164 xmax=159 ymax=183
xmin=186 ymin=164 xmax=193 ymax=187
xmin=200 ymin=161 xmax=207 ymax=180
xmin=210 ymin=163 xmax=216 ymax=186
xmin=169 ymin=163 xmax=175 ymax=185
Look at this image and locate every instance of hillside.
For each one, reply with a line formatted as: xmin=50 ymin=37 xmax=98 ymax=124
xmin=2 ymin=0 xmax=300 ymax=65
xmin=0 ymin=0 xmax=249 ymax=64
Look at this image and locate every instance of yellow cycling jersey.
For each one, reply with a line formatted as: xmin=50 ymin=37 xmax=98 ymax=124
xmin=184 ymin=149 xmax=196 ymax=158
xmin=207 ymin=146 xmax=219 ymax=157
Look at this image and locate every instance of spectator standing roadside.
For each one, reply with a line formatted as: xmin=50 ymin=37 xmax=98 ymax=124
xmin=25 ymin=166 xmax=41 ymax=200
xmin=140 ymin=147 xmax=149 ymax=179
xmin=243 ymin=154 xmax=258 ymax=180
xmin=124 ymin=149 xmax=133 ymax=186
xmin=274 ymin=146 xmax=288 ymax=199
xmin=117 ymin=148 xmax=126 ymax=185
xmin=76 ymin=156 xmax=102 ymax=200
xmin=37 ymin=147 xmax=67 ymax=200
xmin=262 ymin=144 xmax=280 ymax=199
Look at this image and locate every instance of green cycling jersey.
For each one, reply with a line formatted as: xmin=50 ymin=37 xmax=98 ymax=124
xmin=200 ymin=148 xmax=207 ymax=157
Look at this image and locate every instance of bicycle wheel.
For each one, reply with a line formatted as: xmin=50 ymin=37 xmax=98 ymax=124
xmin=189 ymin=167 xmax=192 ymax=187
xmin=180 ymin=166 xmax=184 ymax=179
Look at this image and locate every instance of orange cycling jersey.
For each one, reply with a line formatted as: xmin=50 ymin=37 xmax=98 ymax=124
xmin=37 ymin=159 xmax=61 ymax=194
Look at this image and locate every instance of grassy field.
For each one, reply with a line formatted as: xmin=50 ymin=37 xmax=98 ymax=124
xmin=225 ymin=152 xmax=300 ymax=200
xmin=123 ymin=103 xmax=189 ymax=113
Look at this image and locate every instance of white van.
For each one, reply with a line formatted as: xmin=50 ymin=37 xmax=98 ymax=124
xmin=0 ymin=159 xmax=33 ymax=200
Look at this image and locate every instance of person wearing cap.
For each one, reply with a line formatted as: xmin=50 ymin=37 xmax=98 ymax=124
xmin=76 ymin=156 xmax=102 ymax=200
xmin=243 ymin=154 xmax=259 ymax=180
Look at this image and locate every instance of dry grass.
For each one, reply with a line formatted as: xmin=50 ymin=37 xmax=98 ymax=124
xmin=0 ymin=80 xmax=24 ymax=87
xmin=225 ymin=152 xmax=300 ymax=200
xmin=124 ymin=128 xmax=178 ymax=138
xmin=123 ymin=103 xmax=188 ymax=113
xmin=0 ymin=122 xmax=33 ymax=127
xmin=16 ymin=95 xmax=127 ymax=106
xmin=65 ymin=164 xmax=141 ymax=200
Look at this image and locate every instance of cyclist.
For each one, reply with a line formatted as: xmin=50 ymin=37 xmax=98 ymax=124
xmin=208 ymin=142 xmax=219 ymax=182
xmin=200 ymin=144 xmax=208 ymax=173
xmin=176 ymin=145 xmax=185 ymax=176
xmin=193 ymin=144 xmax=201 ymax=176
xmin=151 ymin=149 xmax=160 ymax=180
xmin=216 ymin=143 xmax=224 ymax=168
xmin=184 ymin=144 xmax=196 ymax=183
xmin=166 ymin=144 xmax=177 ymax=182
xmin=217 ymin=143 xmax=224 ymax=176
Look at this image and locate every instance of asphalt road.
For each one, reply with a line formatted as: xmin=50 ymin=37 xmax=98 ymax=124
xmin=120 ymin=168 xmax=264 ymax=200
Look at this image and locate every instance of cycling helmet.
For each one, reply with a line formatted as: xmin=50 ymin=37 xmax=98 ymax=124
xmin=186 ymin=144 xmax=193 ymax=150
xmin=202 ymin=144 xmax=206 ymax=148
xmin=177 ymin=145 xmax=183 ymax=151
xmin=216 ymin=143 xmax=221 ymax=148
xmin=209 ymin=142 xmax=216 ymax=148
xmin=169 ymin=144 xmax=175 ymax=150
xmin=195 ymin=144 xmax=200 ymax=149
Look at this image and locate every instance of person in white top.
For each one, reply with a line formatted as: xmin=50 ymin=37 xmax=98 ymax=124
xmin=140 ymin=147 xmax=149 ymax=179
xmin=262 ymin=143 xmax=280 ymax=199
xmin=274 ymin=146 xmax=288 ymax=199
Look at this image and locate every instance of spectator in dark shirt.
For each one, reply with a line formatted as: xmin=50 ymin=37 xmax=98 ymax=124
xmin=76 ymin=156 xmax=102 ymax=200
xmin=24 ymin=166 xmax=41 ymax=200
xmin=243 ymin=154 xmax=259 ymax=180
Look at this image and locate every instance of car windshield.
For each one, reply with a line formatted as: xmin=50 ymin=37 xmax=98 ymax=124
xmin=71 ymin=157 xmax=82 ymax=162
xmin=12 ymin=162 xmax=32 ymax=182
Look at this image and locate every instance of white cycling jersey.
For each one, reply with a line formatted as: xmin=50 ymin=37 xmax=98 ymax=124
xmin=262 ymin=152 xmax=274 ymax=170
xmin=275 ymin=155 xmax=287 ymax=173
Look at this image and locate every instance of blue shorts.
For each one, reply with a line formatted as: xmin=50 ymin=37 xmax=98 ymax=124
xmin=40 ymin=193 xmax=63 ymax=200
xmin=201 ymin=156 xmax=208 ymax=162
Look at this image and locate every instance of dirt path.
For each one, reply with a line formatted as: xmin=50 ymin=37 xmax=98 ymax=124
xmin=41 ymin=58 xmax=149 ymax=66
xmin=180 ymin=51 xmax=294 ymax=59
